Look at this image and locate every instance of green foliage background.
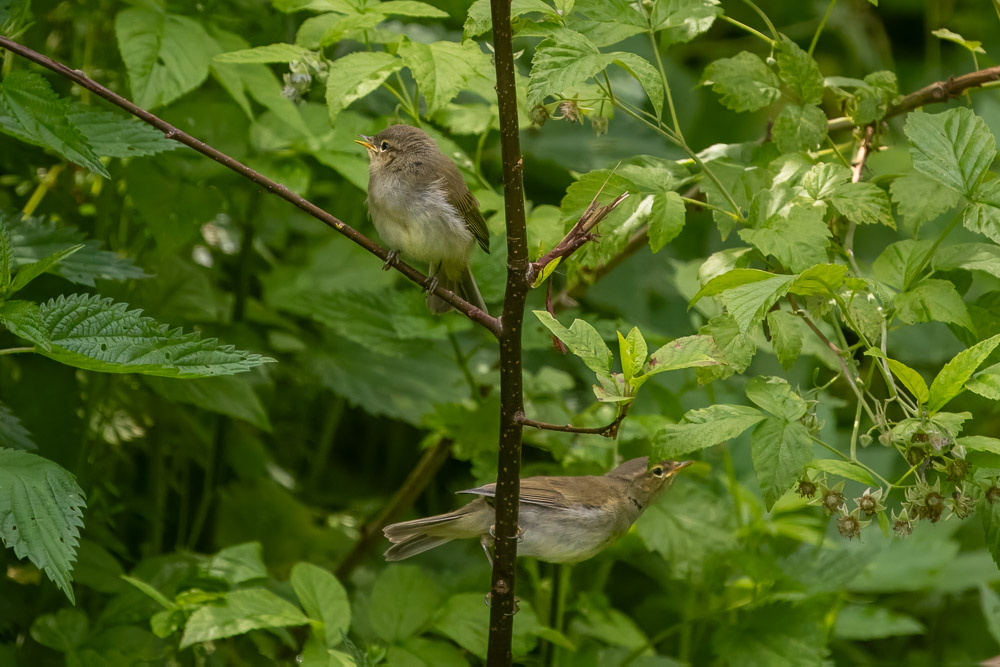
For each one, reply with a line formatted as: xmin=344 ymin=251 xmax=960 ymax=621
xmin=2 ymin=0 xmax=1000 ymax=664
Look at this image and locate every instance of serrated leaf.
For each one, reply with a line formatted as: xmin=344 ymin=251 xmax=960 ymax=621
xmin=697 ymin=314 xmax=755 ymax=382
xmin=179 ymin=588 xmax=309 ymax=648
xmin=936 ymin=243 xmax=1000 ymax=280
xmin=7 ymin=245 xmax=83 ymax=296
xmin=864 ymin=349 xmax=929 ymax=404
xmin=527 ymin=28 xmax=616 ymax=107
xmin=745 ymin=375 xmax=807 ymax=420
xmin=0 ymin=71 xmax=108 ymax=177
xmin=957 ymin=435 xmax=1000 ymax=455
xmin=692 ymin=268 xmax=776 ymax=303
xmin=533 ymin=310 xmax=613 ymax=376
xmin=66 ymin=106 xmax=180 ymax=158
xmin=714 ymin=603 xmax=828 ymax=666
xmin=932 ymin=28 xmax=985 ymax=54
xmin=766 ymin=310 xmax=803 ymax=370
xmin=965 ymin=178 xmax=1000 ymax=244
xmin=0 ymin=449 xmax=86 ymax=603
xmin=214 ymin=43 xmax=313 ymax=63
xmin=830 ymin=181 xmax=894 ymax=227
xmin=325 ymin=51 xmax=402 ymax=124
xmin=983 ymin=498 xmax=1000 ymax=570
xmin=369 ymin=565 xmax=440 ymax=643
xmin=751 ymin=415 xmax=813 ymax=509
xmin=653 ymin=404 xmax=764 ymax=457
xmin=0 ymin=402 xmax=36 ymax=451
xmin=618 ymin=327 xmax=647 ymax=384
xmin=378 ymin=0 xmax=450 ymax=17
xmin=967 ymin=363 xmax=1000 ymax=401
xmin=895 ymin=278 xmax=974 ymax=333
xmin=464 ymin=0 xmax=560 ymax=38
xmin=611 ymin=52 xmax=664 ymax=121
xmin=872 ymin=239 xmax=934 ymax=291
xmin=775 ymin=38 xmax=824 ymax=104
xmin=703 ymin=51 xmax=781 ymax=112
xmin=834 ymin=604 xmax=924 ymax=640
xmin=927 ymin=333 xmax=1000 ymax=412
xmin=399 ymin=40 xmax=490 ymax=116
xmin=891 ymin=172 xmax=962 ymax=236
xmin=0 ymin=295 xmax=274 ymax=378
xmin=205 ymin=542 xmax=268 ymax=585
xmin=807 ymin=459 xmax=878 ymax=487
xmin=739 ymin=200 xmax=831 ymax=272
xmin=115 ymin=8 xmax=217 ymax=109
xmin=649 ymin=0 xmax=721 ymax=46
xmin=904 ymin=108 xmax=996 ymax=198
xmin=788 ymin=263 xmax=848 ymax=296
xmin=772 ymin=103 xmax=828 ymax=152
xmin=291 ymin=562 xmax=350 ymax=648
xmin=643 ymin=334 xmax=721 ymax=376
xmin=9 ymin=217 xmax=147 ymax=287
xmin=718 ymin=273 xmax=797 ymax=333
xmin=648 ymin=191 xmax=685 ymax=252
xmin=144 ymin=376 xmax=271 ymax=431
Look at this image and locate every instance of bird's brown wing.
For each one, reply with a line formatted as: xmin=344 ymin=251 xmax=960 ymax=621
xmin=442 ymin=168 xmax=490 ymax=254
xmin=458 ymin=476 xmax=610 ymax=510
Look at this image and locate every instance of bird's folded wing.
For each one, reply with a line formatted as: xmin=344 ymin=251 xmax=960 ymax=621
xmin=443 ymin=172 xmax=490 ymax=254
xmin=458 ymin=476 xmax=606 ymax=509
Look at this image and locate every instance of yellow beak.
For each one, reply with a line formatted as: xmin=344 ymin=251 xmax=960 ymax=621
xmin=354 ymin=135 xmax=376 ymax=151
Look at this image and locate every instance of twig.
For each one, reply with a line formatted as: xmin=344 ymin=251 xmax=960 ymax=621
xmin=0 ymin=35 xmax=501 ymax=338
xmin=335 ymin=438 xmax=453 ymax=579
xmin=843 ymin=124 xmax=874 ymax=277
xmin=487 ymin=0 xmax=531 ymax=663
xmin=517 ymin=410 xmax=628 ymax=439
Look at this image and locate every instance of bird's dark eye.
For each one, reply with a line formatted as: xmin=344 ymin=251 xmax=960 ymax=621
xmin=380 ymin=140 xmax=390 ymax=151
xmin=652 ymin=466 xmax=664 ymax=476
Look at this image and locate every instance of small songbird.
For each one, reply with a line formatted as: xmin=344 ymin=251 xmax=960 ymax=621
xmin=355 ymin=125 xmax=490 ymax=314
xmin=383 ymin=457 xmax=692 ymax=564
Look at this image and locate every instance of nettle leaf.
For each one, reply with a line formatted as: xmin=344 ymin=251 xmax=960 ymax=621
xmin=291 ymin=562 xmax=350 ymax=649
xmin=0 ymin=449 xmax=86 ymax=602
xmin=745 ymin=375 xmax=807 ymax=421
xmin=399 ymin=40 xmax=491 ymax=116
xmin=965 ymin=178 xmax=1000 ymax=245
xmin=751 ymin=415 xmax=813 ymax=509
xmin=0 ymin=402 xmax=35 ymax=451
xmin=653 ymin=404 xmax=764 ymax=458
xmin=67 ymin=107 xmax=180 ymax=158
xmin=0 ymin=71 xmax=107 ymax=177
xmin=0 ymin=295 xmax=274 ymax=377
xmin=927 ymin=333 xmax=1000 ymax=413
xmin=648 ymin=191 xmax=686 ymax=252
xmin=772 ymin=103 xmax=828 ymax=153
xmin=179 ymin=588 xmax=310 ymax=648
xmin=144 ymin=376 xmax=271 ymax=432
xmin=766 ymin=309 xmax=803 ymax=370
xmin=649 ymin=0 xmax=721 ymax=46
xmin=9 ymin=217 xmax=147 ymax=287
xmin=533 ymin=310 xmax=613 ymax=377
xmin=895 ymin=278 xmax=974 ymax=333
xmin=115 ymin=8 xmax=218 ymax=110
xmin=325 ymin=51 xmax=402 ymax=124
xmin=891 ymin=171 xmax=961 ymax=235
xmin=739 ymin=200 xmax=831 ymax=273
xmin=214 ymin=43 xmax=313 ymax=63
xmin=703 ymin=51 xmax=781 ymax=112
xmin=775 ymin=37 xmax=824 ymax=104
xmin=904 ymin=107 xmax=997 ymax=198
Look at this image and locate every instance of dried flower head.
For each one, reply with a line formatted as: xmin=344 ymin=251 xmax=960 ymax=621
xmin=809 ymin=480 xmax=846 ymax=516
xmin=854 ymin=487 xmax=884 ymax=517
xmin=891 ymin=508 xmax=913 ymax=537
xmin=837 ymin=506 xmax=870 ymax=540
xmin=529 ymin=104 xmax=549 ymax=127
xmin=950 ymin=488 xmax=974 ymax=520
xmin=797 ymin=479 xmax=817 ymax=498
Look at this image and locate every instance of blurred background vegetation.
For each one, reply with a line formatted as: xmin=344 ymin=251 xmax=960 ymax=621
xmin=2 ymin=0 xmax=1000 ymax=664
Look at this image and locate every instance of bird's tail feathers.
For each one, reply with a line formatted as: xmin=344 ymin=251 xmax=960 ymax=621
xmin=426 ymin=267 xmax=488 ymax=315
xmin=382 ymin=499 xmax=491 ymax=561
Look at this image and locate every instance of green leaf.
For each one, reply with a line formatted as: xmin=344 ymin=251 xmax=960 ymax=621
xmin=982 ymin=498 xmax=1000 ymax=570
xmin=205 ymin=542 xmax=268 ymax=585
xmin=0 ymin=214 xmax=10 ymax=289
xmin=895 ymin=279 xmax=974 ymax=333
xmin=834 ymin=604 xmax=924 ymax=640
xmin=643 ymin=334 xmax=720 ymax=376
xmin=143 ymin=376 xmax=271 ymax=431
xmin=325 ymin=51 xmax=402 ymax=125
xmin=716 ymin=273 xmax=797 ymax=333
xmin=647 ymin=191 xmax=685 ymax=252
xmin=0 ymin=448 xmax=86 ymax=603
xmin=290 ymin=562 xmax=350 ymax=649
xmin=904 ymin=108 xmax=996 ymax=198
xmin=9 ymin=217 xmax=147 ymax=287
xmin=0 ymin=295 xmax=274 ymax=377
xmin=527 ymin=28 xmax=615 ymax=107
xmin=739 ymin=200 xmax=831 ymax=272
xmin=864 ymin=350 xmax=929 ymax=405
xmin=214 ymin=43 xmax=314 ymax=63
xmin=872 ymin=239 xmax=934 ymax=291
xmin=935 ymin=242 xmax=1000 ymax=280
xmin=378 ymin=0 xmax=450 ymax=17
xmin=66 ymin=106 xmax=180 ymax=158
xmin=433 ymin=593 xmax=540 ymax=659
xmin=927 ymin=333 xmax=1000 ymax=412
xmin=30 ymin=608 xmax=88 ymax=652
xmin=775 ymin=37 xmax=824 ymax=104
xmin=745 ymin=376 xmax=807 ymax=420
xmin=533 ymin=310 xmax=613 ymax=377
xmin=649 ymin=0 xmax=721 ymax=46
xmin=957 ymin=435 xmax=1000 ymax=455
xmin=714 ymin=603 xmax=828 ymax=666
xmin=399 ymin=40 xmax=490 ymax=116
xmin=7 ymin=244 xmax=83 ymax=296
xmin=387 ymin=638 xmax=469 ymax=667
xmin=981 ymin=585 xmax=1000 ymax=647
xmin=829 ymin=181 xmax=894 ymax=227
xmin=0 ymin=402 xmax=35 ymax=451
xmin=931 ymin=28 xmax=985 ymax=54
xmin=369 ymin=565 xmax=441 ymax=643
xmin=692 ymin=268 xmax=776 ymax=303
xmin=115 ymin=8 xmax=217 ymax=109
xmin=697 ymin=314 xmax=756 ymax=382
xmin=965 ymin=178 xmax=1000 ymax=244
xmin=766 ymin=310 xmax=803 ymax=370
xmin=772 ymin=103 xmax=828 ymax=153
xmin=704 ymin=51 xmax=781 ymax=112
xmin=891 ymin=171 xmax=961 ymax=235
xmin=179 ymin=588 xmax=310 ymax=648
xmin=611 ymin=52 xmax=664 ymax=121
xmin=752 ymin=416 xmax=813 ymax=509
xmin=653 ymin=404 xmax=765 ymax=457
xmin=464 ymin=0 xmax=560 ymax=38
xmin=967 ymin=362 xmax=1000 ymax=401
xmin=0 ymin=71 xmax=108 ymax=177
xmin=618 ymin=327 xmax=647 ymax=384
xmin=807 ymin=459 xmax=878 ymax=487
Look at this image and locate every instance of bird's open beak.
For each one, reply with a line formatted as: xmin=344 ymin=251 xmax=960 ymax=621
xmin=354 ymin=134 xmax=376 ymax=151
xmin=671 ymin=460 xmax=694 ymax=475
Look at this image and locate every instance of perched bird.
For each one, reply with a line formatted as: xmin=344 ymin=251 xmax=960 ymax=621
xmin=355 ymin=125 xmax=490 ymax=314
xmin=383 ymin=457 xmax=692 ymax=564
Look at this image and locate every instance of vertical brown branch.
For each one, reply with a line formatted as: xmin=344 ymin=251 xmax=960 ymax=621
xmin=487 ymin=0 xmax=529 ymax=664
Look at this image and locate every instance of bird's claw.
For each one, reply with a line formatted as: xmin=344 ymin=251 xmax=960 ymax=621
xmin=382 ymin=250 xmax=399 ymax=271
xmin=489 ymin=524 xmax=524 ymax=542
xmin=425 ymin=274 xmax=439 ymax=294
xmin=483 ymin=592 xmax=520 ymax=616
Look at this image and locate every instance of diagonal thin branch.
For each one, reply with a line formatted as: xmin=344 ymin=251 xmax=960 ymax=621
xmin=0 ymin=35 xmax=501 ymax=338
xmin=517 ymin=409 xmax=629 ymax=439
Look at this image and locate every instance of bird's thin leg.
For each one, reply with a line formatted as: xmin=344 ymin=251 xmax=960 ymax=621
xmin=489 ymin=524 xmax=524 ymax=542
xmin=382 ymin=249 xmax=400 ymax=271
xmin=479 ymin=534 xmax=494 ymax=566
xmin=425 ymin=262 xmax=440 ymax=294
